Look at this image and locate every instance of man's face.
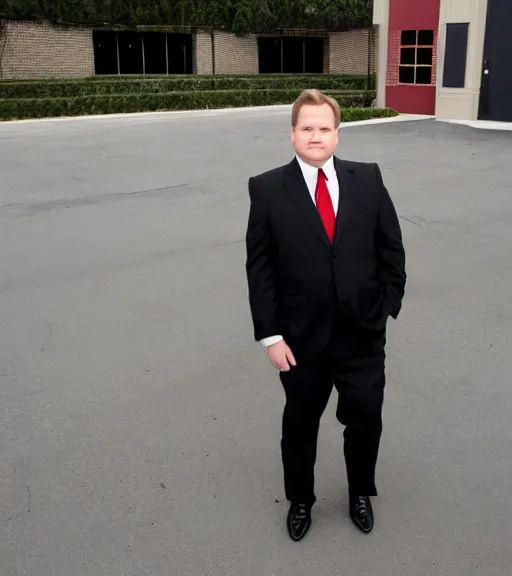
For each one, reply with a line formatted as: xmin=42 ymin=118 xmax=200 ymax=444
xmin=291 ymin=103 xmax=339 ymax=167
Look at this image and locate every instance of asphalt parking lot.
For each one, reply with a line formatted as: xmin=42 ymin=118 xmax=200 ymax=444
xmin=1 ymin=109 xmax=511 ymax=576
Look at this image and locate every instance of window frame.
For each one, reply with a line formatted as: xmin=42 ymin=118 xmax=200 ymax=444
xmin=398 ymin=29 xmax=435 ymax=86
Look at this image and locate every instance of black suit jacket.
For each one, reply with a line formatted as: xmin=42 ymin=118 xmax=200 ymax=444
xmin=245 ymin=156 xmax=406 ymax=356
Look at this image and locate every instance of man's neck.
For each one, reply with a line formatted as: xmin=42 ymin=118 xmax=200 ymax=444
xmin=296 ymin=154 xmax=333 ymax=169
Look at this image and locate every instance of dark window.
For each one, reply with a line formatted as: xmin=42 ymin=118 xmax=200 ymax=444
xmin=118 ymin=32 xmax=143 ymax=75
xmin=93 ymin=31 xmax=118 ymax=75
xmin=416 ymin=66 xmax=432 ymax=84
xmin=400 ymin=48 xmax=415 ymax=65
xmin=401 ymin=30 xmax=417 ymax=46
xmin=417 ymin=48 xmax=433 ymax=65
xmin=305 ymin=38 xmax=324 ymax=73
xmin=399 ymin=66 xmax=415 ymax=84
xmin=258 ymin=36 xmax=324 ymax=74
xmin=399 ymin=29 xmax=434 ymax=85
xmin=167 ymin=34 xmax=193 ymax=74
xmin=258 ymin=38 xmax=281 ymax=73
xmin=442 ymin=23 xmax=469 ymax=88
xmin=418 ymin=30 xmax=434 ymax=45
xmin=283 ymin=37 xmax=304 ymax=73
xmin=92 ymin=31 xmax=192 ymax=75
xmin=143 ymin=33 xmax=167 ymax=74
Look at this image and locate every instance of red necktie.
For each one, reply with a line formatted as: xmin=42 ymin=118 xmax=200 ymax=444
xmin=315 ymin=168 xmax=336 ymax=243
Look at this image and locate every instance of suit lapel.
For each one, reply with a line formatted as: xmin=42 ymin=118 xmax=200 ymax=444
xmin=333 ymin=157 xmax=357 ymax=247
xmin=282 ymin=156 xmax=357 ymax=250
xmin=283 ymin=158 xmax=331 ymax=249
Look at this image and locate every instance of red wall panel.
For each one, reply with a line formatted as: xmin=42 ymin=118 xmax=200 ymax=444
xmin=386 ymin=85 xmax=436 ymax=115
xmin=389 ymin=0 xmax=440 ymax=30
xmin=386 ymin=0 xmax=440 ymax=114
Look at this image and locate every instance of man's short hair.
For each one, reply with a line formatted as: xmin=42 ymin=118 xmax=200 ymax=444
xmin=291 ymin=89 xmax=341 ymax=128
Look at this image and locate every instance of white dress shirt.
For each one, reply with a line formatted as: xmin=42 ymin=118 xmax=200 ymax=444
xmin=260 ymin=155 xmax=339 ymax=347
xmin=295 ymin=154 xmax=339 ymax=216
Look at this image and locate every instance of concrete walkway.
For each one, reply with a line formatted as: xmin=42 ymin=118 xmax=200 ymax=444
xmin=1 ymin=109 xmax=511 ymax=575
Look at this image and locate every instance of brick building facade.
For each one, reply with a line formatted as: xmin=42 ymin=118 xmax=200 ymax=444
xmin=0 ymin=20 xmax=375 ymax=80
xmin=0 ymin=20 xmax=95 ymax=79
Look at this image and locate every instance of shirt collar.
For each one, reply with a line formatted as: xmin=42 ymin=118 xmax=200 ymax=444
xmin=295 ymin=154 xmax=336 ymax=181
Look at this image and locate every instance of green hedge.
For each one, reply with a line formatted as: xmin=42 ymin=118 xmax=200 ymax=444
xmin=340 ymin=108 xmax=397 ymax=122
xmin=0 ymin=89 xmax=377 ymax=120
xmin=0 ymin=74 xmax=373 ymax=99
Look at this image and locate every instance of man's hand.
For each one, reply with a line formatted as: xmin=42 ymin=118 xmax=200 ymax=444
xmin=267 ymin=340 xmax=297 ymax=371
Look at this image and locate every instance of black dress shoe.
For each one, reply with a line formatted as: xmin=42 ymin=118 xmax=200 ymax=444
xmin=287 ymin=503 xmax=312 ymax=541
xmin=349 ymin=496 xmax=374 ymax=533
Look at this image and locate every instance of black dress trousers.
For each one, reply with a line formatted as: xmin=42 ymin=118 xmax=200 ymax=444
xmin=279 ymin=323 xmax=386 ymax=506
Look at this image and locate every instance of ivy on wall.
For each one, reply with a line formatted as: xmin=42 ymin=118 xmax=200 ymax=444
xmin=0 ymin=0 xmax=373 ymax=35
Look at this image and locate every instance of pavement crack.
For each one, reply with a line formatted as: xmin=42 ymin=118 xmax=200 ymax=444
xmin=26 ymin=486 xmax=31 ymax=513
xmin=1 ymin=183 xmax=189 ymax=217
xmin=400 ymin=215 xmax=424 ymax=228
xmin=40 ymin=324 xmax=53 ymax=352
xmin=210 ymin=473 xmax=218 ymax=498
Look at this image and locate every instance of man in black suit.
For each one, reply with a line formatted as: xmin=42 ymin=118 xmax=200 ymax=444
xmin=245 ymin=89 xmax=406 ymax=541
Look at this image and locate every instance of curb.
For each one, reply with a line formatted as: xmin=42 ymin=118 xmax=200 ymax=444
xmin=0 ymin=107 xmax=433 ymax=128
xmin=436 ymin=118 xmax=512 ymax=132
xmin=340 ymin=114 xmax=433 ymax=128
xmin=0 ymin=105 xmax=295 ymax=126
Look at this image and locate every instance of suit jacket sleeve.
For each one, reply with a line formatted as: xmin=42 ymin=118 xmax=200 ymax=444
xmin=245 ymin=176 xmax=282 ymax=341
xmin=374 ymin=164 xmax=406 ymax=320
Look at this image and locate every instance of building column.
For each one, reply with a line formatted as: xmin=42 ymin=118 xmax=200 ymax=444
xmin=372 ymin=0 xmax=390 ymax=108
xmin=436 ymin=0 xmax=489 ymax=120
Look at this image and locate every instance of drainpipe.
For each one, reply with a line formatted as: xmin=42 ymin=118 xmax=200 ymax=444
xmin=210 ymin=29 xmax=215 ymax=75
xmin=0 ymin=20 xmax=6 ymax=80
xmin=367 ymin=27 xmax=372 ymax=90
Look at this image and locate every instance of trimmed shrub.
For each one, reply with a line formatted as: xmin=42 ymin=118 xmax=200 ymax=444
xmin=0 ymin=74 xmax=371 ymax=99
xmin=0 ymin=89 xmax=377 ymax=120
xmin=340 ymin=107 xmax=398 ymax=122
